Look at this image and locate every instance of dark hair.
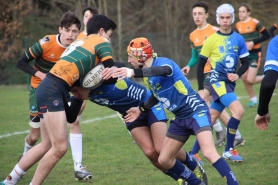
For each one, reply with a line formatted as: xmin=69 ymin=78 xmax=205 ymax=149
xmin=87 ymin=14 xmax=117 ymax=35
xmin=60 ymin=11 xmax=81 ymax=30
xmin=82 ymin=6 xmax=99 ymax=16
xmin=192 ymin=1 xmax=209 ymax=13
xmin=239 ymin=3 xmax=251 ymax=12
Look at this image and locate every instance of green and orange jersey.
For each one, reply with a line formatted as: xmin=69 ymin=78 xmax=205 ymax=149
xmin=50 ymin=34 xmax=113 ymax=86
xmin=235 ymin=17 xmax=265 ymax=51
xmin=29 ymin=34 xmax=67 ymax=88
xmin=189 ymin=24 xmax=218 ymax=73
xmin=77 ymin=31 xmax=87 ymax=39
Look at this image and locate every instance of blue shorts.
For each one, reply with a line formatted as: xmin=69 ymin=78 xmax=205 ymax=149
xmin=126 ymin=102 xmax=168 ymax=131
xmin=36 ymin=74 xmax=70 ymax=119
xmin=167 ymin=109 xmax=212 ymax=138
xmin=210 ymin=92 xmax=238 ymax=112
xmin=210 ymin=81 xmax=235 ymax=101
xmin=264 ymin=64 xmax=278 ymax=73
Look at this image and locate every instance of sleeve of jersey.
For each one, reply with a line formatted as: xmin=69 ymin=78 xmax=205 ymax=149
xmin=134 ymin=66 xmax=172 ymax=78
xmin=238 ymin=36 xmax=249 ymax=58
xmin=187 ymin=48 xmax=199 ymax=68
xmin=95 ymin=42 xmax=113 ymax=62
xmin=269 ymin=26 xmax=277 ymax=38
xmin=28 ymin=40 xmax=44 ymax=58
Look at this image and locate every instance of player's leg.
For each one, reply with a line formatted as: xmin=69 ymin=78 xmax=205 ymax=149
xmin=220 ymin=93 xmax=244 ymax=162
xmin=31 ymin=111 xmax=68 ymax=184
xmin=68 ymin=101 xmax=92 ymax=180
xmin=2 ymin=119 xmax=51 ymax=184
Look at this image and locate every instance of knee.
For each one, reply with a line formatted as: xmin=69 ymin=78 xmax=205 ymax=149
xmin=27 ymin=133 xmax=40 ymax=145
xmin=143 ymin=148 xmax=159 ymax=162
xmin=158 ymin=154 xmax=172 ymax=167
xmin=234 ymin=107 xmax=244 ymax=119
xmin=53 ymin=143 xmax=68 ymax=158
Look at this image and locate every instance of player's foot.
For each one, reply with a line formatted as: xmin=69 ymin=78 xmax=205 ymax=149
xmin=215 ymin=129 xmax=226 ymax=147
xmin=234 ymin=137 xmax=245 ymax=147
xmin=193 ymin=158 xmax=208 ymax=185
xmin=223 ymin=148 xmax=243 ymax=162
xmin=177 ymin=178 xmax=188 ymax=185
xmin=247 ymin=101 xmax=258 ymax=107
xmin=74 ymin=166 xmax=92 ymax=181
xmin=190 ymin=152 xmax=205 ymax=165
xmin=18 ymin=154 xmax=23 ymax=162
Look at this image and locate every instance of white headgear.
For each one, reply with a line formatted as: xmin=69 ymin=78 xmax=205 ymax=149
xmin=216 ymin=4 xmax=235 ymax=24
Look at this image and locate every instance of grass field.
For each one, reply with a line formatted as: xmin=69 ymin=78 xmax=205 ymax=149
xmin=0 ymin=80 xmax=277 ymax=185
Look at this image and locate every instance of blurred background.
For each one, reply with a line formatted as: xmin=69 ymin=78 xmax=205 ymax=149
xmin=1 ymin=0 xmax=277 ymax=85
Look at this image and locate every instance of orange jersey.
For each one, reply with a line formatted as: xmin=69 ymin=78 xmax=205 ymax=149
xmin=190 ymin=24 xmax=218 ymax=73
xmin=236 ymin=17 xmax=265 ymax=50
xmin=77 ymin=31 xmax=87 ymax=39
xmin=50 ymin=34 xmax=113 ymax=86
xmin=29 ymin=34 xmax=67 ymax=88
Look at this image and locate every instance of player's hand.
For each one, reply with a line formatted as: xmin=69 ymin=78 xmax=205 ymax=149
xmin=35 ymin=71 xmax=46 ymax=80
xmin=124 ymin=107 xmax=141 ymax=122
xmin=255 ymin=113 xmax=270 ymax=131
xmin=227 ymin=73 xmax=239 ymax=82
xmin=101 ymin=66 xmax=116 ymax=80
xmin=181 ymin=66 xmax=190 ymax=75
xmin=111 ymin=67 xmax=134 ymax=81
xmin=198 ymin=90 xmax=206 ymax=101
xmin=245 ymin=41 xmax=254 ymax=51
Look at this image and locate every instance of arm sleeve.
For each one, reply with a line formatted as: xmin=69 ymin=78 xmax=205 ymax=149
xmin=187 ymin=48 xmax=199 ymax=68
xmin=257 ymin=70 xmax=278 ymax=116
xmin=64 ymin=98 xmax=84 ymax=123
xmin=253 ymin=29 xmax=270 ymax=44
xmin=133 ymin=65 xmax=172 ymax=78
xmin=269 ymin=26 xmax=277 ymax=38
xmin=236 ymin=56 xmax=249 ymax=77
xmin=16 ymin=50 xmax=37 ymax=76
xmin=197 ymin=56 xmax=207 ymax=90
xmin=139 ymin=93 xmax=159 ymax=112
xmin=102 ymin=58 xmax=118 ymax=84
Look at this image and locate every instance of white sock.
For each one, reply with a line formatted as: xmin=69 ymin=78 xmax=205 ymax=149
xmin=213 ymin=120 xmax=223 ymax=132
xmin=250 ymin=96 xmax=258 ymax=103
xmin=29 ymin=183 xmax=32 ymax=185
xmin=70 ymin=134 xmax=83 ymax=171
xmin=235 ymin=130 xmax=242 ymax=140
xmin=4 ymin=164 xmax=26 ymax=184
xmin=23 ymin=138 xmax=34 ymax=155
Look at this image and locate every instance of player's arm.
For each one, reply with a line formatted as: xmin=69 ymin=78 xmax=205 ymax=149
xmin=257 ymin=70 xmax=278 ymax=116
xmin=269 ymin=25 xmax=277 ymax=38
xmin=187 ymin=48 xmax=199 ymax=68
xmin=252 ymin=28 xmax=270 ymax=44
xmin=236 ymin=56 xmax=249 ymax=77
xmin=101 ymin=58 xmax=119 ymax=84
xmin=16 ymin=50 xmax=37 ymax=76
xmin=133 ymin=65 xmax=172 ymax=77
xmin=138 ymin=93 xmax=159 ymax=113
xmin=196 ymin=56 xmax=207 ymax=90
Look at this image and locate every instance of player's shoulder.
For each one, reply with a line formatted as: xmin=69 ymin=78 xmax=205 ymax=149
xmin=38 ymin=34 xmax=59 ymax=48
xmin=251 ymin=17 xmax=260 ymax=23
xmin=87 ymin=34 xmax=108 ymax=44
xmin=207 ymin=24 xmax=219 ymax=31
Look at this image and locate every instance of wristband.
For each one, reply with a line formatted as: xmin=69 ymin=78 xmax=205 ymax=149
xmin=125 ymin=68 xmax=133 ymax=78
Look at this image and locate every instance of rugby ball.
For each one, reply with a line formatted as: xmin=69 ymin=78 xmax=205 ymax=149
xmin=82 ymin=63 xmax=105 ymax=89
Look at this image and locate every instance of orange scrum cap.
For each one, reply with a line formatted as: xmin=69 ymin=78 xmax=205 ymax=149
xmin=127 ymin=37 xmax=153 ymax=65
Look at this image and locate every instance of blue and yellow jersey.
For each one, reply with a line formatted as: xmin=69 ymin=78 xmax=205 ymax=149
xmin=143 ymin=57 xmax=206 ymax=119
xmin=264 ymin=36 xmax=278 ymax=73
xmin=190 ymin=24 xmax=218 ymax=73
xmin=200 ymin=31 xmax=249 ymax=84
xmin=89 ymin=78 xmax=162 ymax=115
xmin=235 ymin=17 xmax=265 ymax=51
xmin=29 ymin=34 xmax=67 ymax=88
xmin=50 ymin=34 xmax=113 ymax=86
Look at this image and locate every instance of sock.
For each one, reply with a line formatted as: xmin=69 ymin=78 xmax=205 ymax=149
xmin=250 ymin=96 xmax=258 ymax=103
xmin=183 ymin=152 xmax=197 ymax=171
xmin=213 ymin=158 xmax=238 ymax=185
xmin=70 ymin=134 xmax=83 ymax=171
xmin=168 ymin=160 xmax=201 ymax=185
xmin=164 ymin=171 xmax=180 ymax=181
xmin=234 ymin=130 xmax=242 ymax=140
xmin=191 ymin=139 xmax=200 ymax=155
xmin=225 ymin=117 xmax=240 ymax=151
xmin=4 ymin=164 xmax=26 ymax=184
xmin=23 ymin=139 xmax=34 ymax=155
xmin=29 ymin=183 xmax=32 ymax=185
xmin=213 ymin=119 xmax=223 ymax=132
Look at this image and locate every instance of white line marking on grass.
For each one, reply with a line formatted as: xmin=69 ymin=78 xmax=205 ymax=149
xmin=237 ymin=93 xmax=276 ymax=99
xmin=0 ymin=114 xmax=118 ymax=139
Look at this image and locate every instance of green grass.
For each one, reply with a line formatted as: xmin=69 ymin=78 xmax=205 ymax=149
xmin=0 ymin=80 xmax=277 ymax=185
